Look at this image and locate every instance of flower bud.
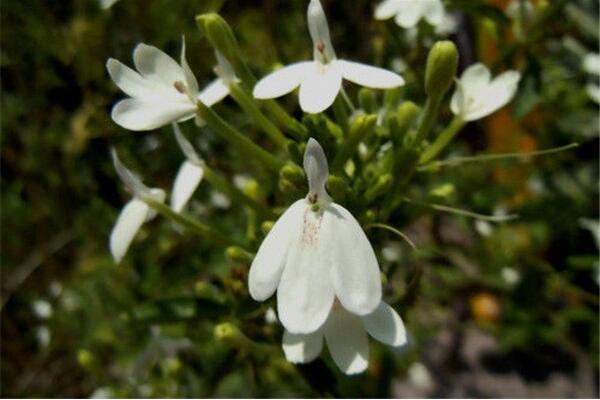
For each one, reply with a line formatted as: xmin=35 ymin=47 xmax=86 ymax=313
xmin=358 ymin=88 xmax=377 ymax=113
xmin=393 ymin=101 xmax=420 ymax=139
xmin=77 ymin=349 xmax=94 ymax=369
xmin=214 ymin=322 xmax=252 ymax=348
xmin=225 ymin=246 xmax=254 ymax=263
xmin=261 ymin=221 xmax=274 ymax=235
xmin=196 ymin=13 xmax=239 ymax=67
xmin=280 ymin=162 xmax=305 ymax=188
xmin=326 ymin=175 xmax=350 ymax=200
xmin=242 ymin=179 xmax=261 ymax=200
xmin=425 ymin=41 xmax=458 ymax=99
xmin=194 ymin=281 xmax=226 ymax=304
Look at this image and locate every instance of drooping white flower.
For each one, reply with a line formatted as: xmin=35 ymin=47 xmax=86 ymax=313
xmin=171 ymin=124 xmax=204 ymax=213
xmin=253 ymin=0 xmax=404 ymax=114
xmin=106 ymin=40 xmax=231 ymax=131
xmin=282 ymin=301 xmax=406 ymax=375
xmin=451 ymin=63 xmax=521 ymax=121
xmin=375 ymin=0 xmax=445 ymax=29
xmin=248 ymin=138 xmax=382 ymax=334
xmin=110 ymin=150 xmax=165 ymax=264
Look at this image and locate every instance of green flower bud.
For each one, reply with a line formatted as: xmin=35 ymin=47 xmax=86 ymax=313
xmin=163 ymin=357 xmax=182 ymax=376
xmin=225 ymin=246 xmax=254 ymax=263
xmin=261 ymin=221 xmax=274 ymax=235
xmin=384 ymin=86 xmax=403 ymax=108
xmin=77 ymin=349 xmax=94 ymax=369
xmin=365 ymin=174 xmax=392 ymax=202
xmin=391 ymin=101 xmax=420 ymax=144
xmin=194 ymin=281 xmax=226 ymax=304
xmin=279 ymin=162 xmax=305 ymax=187
xmin=358 ymin=88 xmax=377 ymax=113
xmin=214 ymin=322 xmax=252 ymax=348
xmin=242 ymin=179 xmax=260 ymax=200
xmin=425 ymin=41 xmax=458 ymax=99
xmin=326 ymin=175 xmax=350 ymax=200
xmin=429 ymin=183 xmax=455 ymax=199
xmin=196 ymin=14 xmax=239 ymax=65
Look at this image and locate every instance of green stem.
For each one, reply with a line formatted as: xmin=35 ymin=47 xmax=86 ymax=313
xmin=419 ymin=116 xmax=466 ymax=164
xmin=228 ymin=83 xmax=288 ymax=149
xmin=263 ymin=100 xmax=308 ymax=140
xmin=143 ymin=197 xmax=245 ymax=247
xmin=197 ymin=102 xmax=284 ymax=173
xmin=202 ymin=166 xmax=275 ymax=220
xmin=413 ymin=96 xmax=442 ymax=146
xmin=418 ymin=143 xmax=579 ymax=171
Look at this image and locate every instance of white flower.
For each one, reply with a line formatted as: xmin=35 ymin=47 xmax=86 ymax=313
xmin=100 ymin=0 xmax=120 ymax=9
xmin=583 ymin=53 xmax=600 ymax=104
xmin=253 ymin=0 xmax=404 ymax=114
xmin=248 ymin=138 xmax=382 ymax=334
xmin=171 ymin=123 xmax=204 ymax=213
xmin=451 ymin=63 xmax=521 ymax=121
xmin=375 ymin=0 xmax=445 ymax=29
xmin=106 ymin=40 xmax=231 ymax=131
xmin=32 ymin=300 xmax=53 ymax=319
xmin=109 ymin=150 xmax=166 ymax=264
xmin=501 ymin=267 xmax=521 ymax=286
xmin=408 ymin=362 xmax=432 ymax=388
xmin=282 ymin=301 xmax=406 ymax=375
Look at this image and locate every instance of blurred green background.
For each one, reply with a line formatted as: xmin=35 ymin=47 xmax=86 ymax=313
xmin=1 ymin=0 xmax=598 ymax=397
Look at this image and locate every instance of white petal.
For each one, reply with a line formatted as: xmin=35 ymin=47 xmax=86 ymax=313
xmin=133 ymin=43 xmax=186 ymax=87
xmin=253 ymin=62 xmax=313 ymax=99
xmin=170 ymin=161 xmax=204 ymax=212
xmin=277 ymin=206 xmax=336 ymax=334
xmin=362 ymin=302 xmax=407 ymax=347
xmin=422 ymin=0 xmax=445 ymax=26
xmin=111 ymin=149 xmax=150 ymax=198
xmin=249 ymin=200 xmax=306 ymax=301
xmin=374 ymin=0 xmax=402 ymax=20
xmin=198 ymin=78 xmax=230 ymax=107
xmin=299 ymin=63 xmax=342 ymax=113
xmin=464 ymin=70 xmax=520 ymax=121
xmin=282 ymin=329 xmax=324 ymax=363
xmin=106 ymin=58 xmax=157 ymax=99
xmin=583 ymin=53 xmax=600 ymax=76
xmin=110 ymin=198 xmax=152 ymax=264
xmin=329 ymin=203 xmax=382 ymax=315
xmin=394 ymin=2 xmax=423 ymax=28
xmin=180 ymin=37 xmax=199 ymax=97
xmin=336 ymin=60 xmax=404 ymax=89
xmin=303 ymin=138 xmax=330 ymax=200
xmin=460 ymin=63 xmax=492 ymax=95
xmin=111 ymin=98 xmax=196 ymax=131
xmin=450 ymin=79 xmax=467 ymax=117
xmin=324 ymin=306 xmax=369 ymax=375
xmin=172 ymin=123 xmax=202 ymax=165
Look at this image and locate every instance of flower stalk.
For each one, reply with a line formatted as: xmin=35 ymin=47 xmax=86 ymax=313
xmin=419 ymin=115 xmax=465 ymax=163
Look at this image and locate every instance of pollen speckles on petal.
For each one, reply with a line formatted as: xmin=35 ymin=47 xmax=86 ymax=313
xmin=301 ymin=207 xmax=325 ymax=245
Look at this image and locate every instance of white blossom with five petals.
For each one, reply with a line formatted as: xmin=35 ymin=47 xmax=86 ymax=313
xmin=248 ymin=138 xmax=382 ymax=334
xmin=253 ymin=0 xmax=404 ymax=114
xmin=109 ymin=150 xmax=165 ymax=264
xmin=451 ymin=63 xmax=521 ymax=122
xmin=283 ymin=301 xmax=407 ymax=375
xmin=106 ymin=40 xmax=231 ymax=131
xmin=375 ymin=0 xmax=445 ymax=29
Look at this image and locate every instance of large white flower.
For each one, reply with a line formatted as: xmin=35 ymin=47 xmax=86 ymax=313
xmin=282 ymin=301 xmax=407 ymax=375
xmin=253 ymin=0 xmax=404 ymax=114
xmin=171 ymin=123 xmax=205 ymax=213
xmin=450 ymin=63 xmax=521 ymax=122
xmin=106 ymin=40 xmax=230 ymax=131
xmin=109 ymin=150 xmax=165 ymax=264
xmin=248 ymin=138 xmax=382 ymax=334
xmin=375 ymin=0 xmax=445 ymax=29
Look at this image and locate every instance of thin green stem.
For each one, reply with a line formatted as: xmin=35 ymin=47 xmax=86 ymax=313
xmin=197 ymin=102 xmax=284 ymax=173
xmin=402 ymin=197 xmax=519 ymax=222
xmin=418 ymin=143 xmax=580 ymax=171
xmin=228 ymin=83 xmax=288 ymax=149
xmin=143 ymin=197 xmax=245 ymax=248
xmin=419 ymin=116 xmax=466 ymax=164
xmin=413 ymin=96 xmax=442 ymax=146
xmin=340 ymin=87 xmax=356 ymax=114
xmin=332 ymin=96 xmax=350 ymax=134
xmin=364 ymin=223 xmax=416 ymax=249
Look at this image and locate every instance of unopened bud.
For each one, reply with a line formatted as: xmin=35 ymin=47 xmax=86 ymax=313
xmin=261 ymin=221 xmax=274 ymax=235
xmin=358 ymin=88 xmax=377 ymax=113
xmin=196 ymin=14 xmax=239 ymax=67
xmin=425 ymin=41 xmax=458 ymax=99
xmin=214 ymin=322 xmax=252 ymax=348
xmin=225 ymin=246 xmax=254 ymax=263
xmin=242 ymin=179 xmax=260 ymax=200
xmin=77 ymin=349 xmax=94 ymax=369
xmin=194 ymin=281 xmax=226 ymax=303
xmin=280 ymin=162 xmax=305 ymax=187
xmin=393 ymin=101 xmax=420 ymax=140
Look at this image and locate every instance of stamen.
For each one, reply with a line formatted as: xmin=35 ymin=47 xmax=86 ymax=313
xmin=173 ymin=81 xmax=187 ymax=94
